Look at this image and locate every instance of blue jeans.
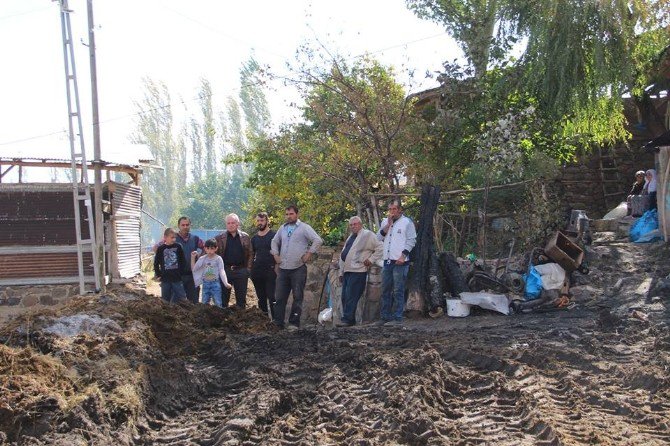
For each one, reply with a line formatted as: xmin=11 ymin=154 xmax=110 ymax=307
xmin=160 ymin=280 xmax=187 ymax=304
xmin=202 ymin=280 xmax=222 ymax=306
xmin=341 ymin=272 xmax=367 ymax=324
xmin=380 ymin=262 xmax=409 ymax=321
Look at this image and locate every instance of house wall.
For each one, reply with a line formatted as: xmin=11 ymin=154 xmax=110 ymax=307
xmin=558 ymin=142 xmax=656 ymax=218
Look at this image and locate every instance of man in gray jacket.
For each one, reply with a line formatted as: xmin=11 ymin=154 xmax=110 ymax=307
xmin=271 ymin=205 xmax=323 ymax=330
xmin=336 ymin=216 xmax=382 ymax=327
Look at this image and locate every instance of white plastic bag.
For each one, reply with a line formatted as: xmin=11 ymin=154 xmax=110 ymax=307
xmin=534 ymin=263 xmax=566 ymax=290
xmin=317 ymin=307 xmax=332 ymax=324
xmin=459 ymin=292 xmax=509 ymax=315
xmin=602 ymin=202 xmax=628 ymax=220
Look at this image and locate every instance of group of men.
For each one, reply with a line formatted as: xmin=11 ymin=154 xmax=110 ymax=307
xmin=154 ymin=199 xmax=417 ymax=329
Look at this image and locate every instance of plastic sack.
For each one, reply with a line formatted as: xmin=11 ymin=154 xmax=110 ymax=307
xmin=460 ymin=292 xmax=509 ymax=315
xmin=602 ymin=202 xmax=628 ymax=220
xmin=534 ymin=263 xmax=566 ymax=290
xmin=634 ymin=229 xmax=662 ymax=243
xmin=317 ymin=307 xmax=332 ymax=325
xmin=630 ymin=209 xmax=658 ymax=242
xmin=523 ymin=264 xmax=543 ymax=300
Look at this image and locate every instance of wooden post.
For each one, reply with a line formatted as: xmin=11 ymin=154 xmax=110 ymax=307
xmin=405 ymin=184 xmax=441 ymax=314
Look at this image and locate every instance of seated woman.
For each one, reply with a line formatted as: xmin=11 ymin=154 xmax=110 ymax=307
xmin=627 ymin=170 xmax=646 ymax=215
xmin=643 ymin=169 xmax=657 ymax=210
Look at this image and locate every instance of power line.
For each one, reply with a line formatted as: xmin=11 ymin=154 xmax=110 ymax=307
xmin=1 ymin=4 xmax=450 ymax=147
xmin=0 ymin=5 xmax=52 ymax=22
xmin=0 ymin=79 xmax=268 ymax=146
xmin=160 ymin=4 xmax=289 ymax=61
xmin=0 ymin=129 xmax=67 ymax=146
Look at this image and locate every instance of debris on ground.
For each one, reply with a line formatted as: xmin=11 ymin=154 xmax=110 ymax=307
xmin=0 ymin=238 xmax=669 ymax=445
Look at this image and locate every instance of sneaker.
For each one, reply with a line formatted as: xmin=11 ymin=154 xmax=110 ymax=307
xmin=374 ymin=319 xmax=389 ymax=326
xmin=286 ymin=324 xmax=299 ymax=332
xmin=384 ymin=320 xmax=403 ymax=327
xmin=335 ymin=321 xmax=354 ymax=328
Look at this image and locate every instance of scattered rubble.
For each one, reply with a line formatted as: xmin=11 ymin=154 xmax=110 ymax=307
xmin=0 ymin=239 xmax=668 ymax=445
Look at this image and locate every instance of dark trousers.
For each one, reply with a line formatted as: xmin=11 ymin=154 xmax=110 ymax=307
xmin=221 ymin=267 xmax=249 ymax=308
xmin=251 ymin=266 xmax=276 ymax=318
xmin=182 ymin=273 xmax=200 ymax=304
xmin=273 ymin=265 xmax=307 ymax=328
xmin=341 ymin=271 xmax=367 ymax=324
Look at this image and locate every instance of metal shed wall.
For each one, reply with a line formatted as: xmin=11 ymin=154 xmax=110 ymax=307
xmin=109 ymin=182 xmax=142 ymax=278
xmin=0 ymin=181 xmax=142 ymax=285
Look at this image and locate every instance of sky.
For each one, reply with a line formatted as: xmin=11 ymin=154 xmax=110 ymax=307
xmin=0 ymin=0 xmax=462 ymax=182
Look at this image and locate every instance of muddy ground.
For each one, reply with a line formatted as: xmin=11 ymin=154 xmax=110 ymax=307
xmin=1 ymin=237 xmax=669 ymax=445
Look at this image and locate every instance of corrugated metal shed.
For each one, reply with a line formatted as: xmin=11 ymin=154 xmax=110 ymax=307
xmin=0 ymin=181 xmax=142 ymax=285
xmin=109 ymin=182 xmax=142 ymax=278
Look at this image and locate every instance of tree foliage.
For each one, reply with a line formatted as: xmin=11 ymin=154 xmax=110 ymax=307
xmin=407 ymin=0 xmax=670 ymax=151
xmin=245 ymin=55 xmax=431 ymax=234
xmin=132 ymin=78 xmax=187 ymax=240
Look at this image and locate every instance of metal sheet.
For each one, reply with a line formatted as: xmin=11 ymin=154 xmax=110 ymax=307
xmin=111 ymin=183 xmax=141 ymax=278
xmin=0 ymin=253 xmax=93 ymax=279
xmin=0 ymin=190 xmax=91 ymax=246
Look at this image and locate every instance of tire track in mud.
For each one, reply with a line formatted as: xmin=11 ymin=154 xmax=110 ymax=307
xmin=143 ymin=322 xmax=670 ymax=446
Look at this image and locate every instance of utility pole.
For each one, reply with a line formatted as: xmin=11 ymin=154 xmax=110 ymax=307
xmin=87 ymin=0 xmax=105 ymax=292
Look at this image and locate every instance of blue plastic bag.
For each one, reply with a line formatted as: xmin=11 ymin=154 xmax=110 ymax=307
xmin=630 ymin=209 xmax=658 ymax=242
xmin=523 ymin=264 xmax=543 ymax=300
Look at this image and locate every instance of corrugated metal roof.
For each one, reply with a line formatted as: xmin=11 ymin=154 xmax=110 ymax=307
xmin=1 ymin=145 xmax=154 ymax=166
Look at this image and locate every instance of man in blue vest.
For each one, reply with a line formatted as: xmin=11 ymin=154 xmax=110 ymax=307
xmin=153 ymin=216 xmax=205 ymax=304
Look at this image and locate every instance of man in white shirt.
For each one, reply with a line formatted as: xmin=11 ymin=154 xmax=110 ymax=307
xmin=376 ymin=199 xmax=416 ymax=326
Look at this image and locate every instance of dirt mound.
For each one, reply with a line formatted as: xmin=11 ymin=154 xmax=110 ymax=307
xmin=0 ymin=285 xmax=275 ymax=444
xmin=2 ymin=239 xmax=670 ymax=445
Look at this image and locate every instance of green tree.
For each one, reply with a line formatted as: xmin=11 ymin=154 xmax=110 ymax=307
xmin=132 ymin=78 xmax=187 ymax=241
xmin=179 ymin=167 xmax=251 ymax=229
xmin=407 ymin=0 xmax=670 ymax=149
xmin=198 ymin=78 xmax=216 ymax=172
xmin=245 ymin=55 xmax=431 ymax=232
xmin=239 ymin=56 xmax=271 ymax=139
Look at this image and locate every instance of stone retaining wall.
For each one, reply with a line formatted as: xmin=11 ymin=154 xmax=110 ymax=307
xmin=0 ymin=284 xmax=78 ymax=324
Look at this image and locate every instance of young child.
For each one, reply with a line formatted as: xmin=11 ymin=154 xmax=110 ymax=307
xmin=154 ymin=227 xmax=187 ymax=303
xmin=191 ymin=239 xmax=232 ymax=307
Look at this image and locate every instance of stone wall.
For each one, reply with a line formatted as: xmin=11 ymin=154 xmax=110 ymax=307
xmin=299 ymin=246 xmax=338 ymax=324
xmin=0 ymin=284 xmax=78 ymax=324
xmin=558 ymin=143 xmax=655 ymax=218
xmin=292 ymin=246 xmax=382 ymax=325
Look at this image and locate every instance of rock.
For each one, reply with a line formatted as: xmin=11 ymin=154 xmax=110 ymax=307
xmin=570 ymin=285 xmax=599 ymax=301
xmin=572 ymin=273 xmax=591 ymax=286
xmin=652 ymin=279 xmax=670 ymax=298
xmin=40 ymin=294 xmax=56 ymax=306
xmin=226 ymin=418 xmax=254 ymax=430
xmin=22 ymin=294 xmax=40 ymax=307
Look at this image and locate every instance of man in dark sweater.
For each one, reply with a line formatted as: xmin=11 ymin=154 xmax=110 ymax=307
xmin=215 ymin=213 xmax=253 ymax=308
xmin=250 ymin=212 xmax=276 ymax=318
xmin=154 ymin=227 xmax=187 ymax=303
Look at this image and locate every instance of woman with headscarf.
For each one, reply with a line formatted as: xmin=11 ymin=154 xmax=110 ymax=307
xmin=643 ymin=169 xmax=657 ymax=210
xmin=627 ymin=170 xmax=646 ymax=215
